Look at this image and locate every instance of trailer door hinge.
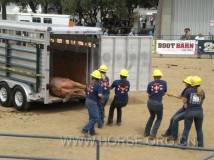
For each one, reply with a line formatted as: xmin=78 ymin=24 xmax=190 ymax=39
xmin=47 ymin=45 xmax=50 ymax=51
xmin=46 ymin=84 xmax=50 ymax=90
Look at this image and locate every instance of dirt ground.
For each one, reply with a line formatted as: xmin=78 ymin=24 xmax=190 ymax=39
xmin=0 ymin=57 xmax=213 ymax=160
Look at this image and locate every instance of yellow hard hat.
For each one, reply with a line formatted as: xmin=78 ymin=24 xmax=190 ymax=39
xmin=120 ymin=69 xmax=129 ymax=77
xmin=90 ymin=70 xmax=101 ymax=79
xmin=191 ymin=76 xmax=202 ymax=86
xmin=183 ymin=76 xmax=193 ymax=85
xmin=152 ymin=69 xmax=163 ymax=77
xmin=98 ymin=65 xmax=108 ymax=72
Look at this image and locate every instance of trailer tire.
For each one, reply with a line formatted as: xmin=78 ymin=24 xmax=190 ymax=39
xmin=13 ymin=86 xmax=30 ymax=111
xmin=0 ymin=82 xmax=13 ymax=107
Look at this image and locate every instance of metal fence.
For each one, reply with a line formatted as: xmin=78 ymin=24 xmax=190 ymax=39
xmin=202 ymin=154 xmax=214 ymax=160
xmin=0 ymin=154 xmax=68 ymax=160
xmin=153 ymin=35 xmax=214 ymax=40
xmin=0 ymin=132 xmax=213 ymax=160
xmin=104 ymin=34 xmax=214 ymax=40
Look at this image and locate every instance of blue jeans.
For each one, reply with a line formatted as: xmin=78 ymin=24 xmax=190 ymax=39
xmin=165 ymin=107 xmax=186 ymax=138
xmin=82 ymin=98 xmax=99 ymax=133
xmin=103 ymin=94 xmax=110 ymax=107
xmin=180 ymin=109 xmax=204 ymax=147
xmin=98 ymin=103 xmax=104 ymax=127
xmin=145 ymin=99 xmax=163 ymax=137
xmin=98 ymin=94 xmax=109 ymax=127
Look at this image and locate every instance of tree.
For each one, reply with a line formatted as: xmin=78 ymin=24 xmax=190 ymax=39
xmin=139 ymin=0 xmax=159 ymax=8
xmin=1 ymin=0 xmax=7 ymax=19
xmin=39 ymin=0 xmax=62 ymax=14
xmin=16 ymin=0 xmax=62 ymax=14
xmin=1 ymin=0 xmax=159 ymax=31
xmin=126 ymin=0 xmax=139 ymax=21
xmin=16 ymin=0 xmax=40 ymax=13
xmin=0 ymin=0 xmax=17 ymax=19
xmin=61 ymin=0 xmax=99 ymax=26
xmin=60 ymin=0 xmax=159 ymax=32
xmin=61 ymin=0 xmax=124 ymax=26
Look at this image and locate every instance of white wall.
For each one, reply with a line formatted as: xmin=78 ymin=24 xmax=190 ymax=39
xmin=100 ymin=36 xmax=152 ymax=91
xmin=161 ymin=0 xmax=172 ymax=37
xmin=171 ymin=0 xmax=214 ymax=36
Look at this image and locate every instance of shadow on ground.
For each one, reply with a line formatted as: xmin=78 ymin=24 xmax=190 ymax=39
xmin=30 ymin=100 xmax=85 ymax=114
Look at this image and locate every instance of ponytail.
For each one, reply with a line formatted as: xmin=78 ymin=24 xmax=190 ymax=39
xmin=196 ymin=87 xmax=205 ymax=100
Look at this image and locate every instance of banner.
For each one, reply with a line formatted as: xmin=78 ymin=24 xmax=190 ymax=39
xmin=156 ymin=40 xmax=196 ymax=55
xmin=198 ymin=40 xmax=214 ymax=54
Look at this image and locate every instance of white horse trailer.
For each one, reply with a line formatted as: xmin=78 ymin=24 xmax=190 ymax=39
xmin=0 ymin=20 xmax=102 ymax=111
xmin=0 ymin=20 xmax=152 ymax=111
xmin=16 ymin=13 xmax=71 ymax=25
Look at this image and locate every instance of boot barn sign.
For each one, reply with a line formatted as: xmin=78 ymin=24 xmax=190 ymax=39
xmin=156 ymin=40 xmax=196 ymax=55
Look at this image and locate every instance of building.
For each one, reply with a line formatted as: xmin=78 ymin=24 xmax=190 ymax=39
xmin=156 ymin=0 xmax=214 ymax=39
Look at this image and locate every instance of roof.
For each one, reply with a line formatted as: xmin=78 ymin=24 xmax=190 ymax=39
xmin=0 ymin=20 xmax=102 ymax=34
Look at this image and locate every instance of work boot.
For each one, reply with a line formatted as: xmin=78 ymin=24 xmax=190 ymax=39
xmin=178 ymin=142 xmax=187 ymax=147
xmin=197 ymin=144 xmax=204 ymax=148
xmin=179 ymin=138 xmax=187 ymax=147
xmin=98 ymin=123 xmax=103 ymax=128
xmin=81 ymin=129 xmax=89 ymax=137
xmin=167 ymin=136 xmax=177 ymax=141
xmin=117 ymin=122 xmax=122 ymax=126
xmin=106 ymin=121 xmax=113 ymax=126
xmin=81 ymin=129 xmax=88 ymax=134
xmin=144 ymin=132 xmax=150 ymax=137
xmin=89 ymin=130 xmax=97 ymax=136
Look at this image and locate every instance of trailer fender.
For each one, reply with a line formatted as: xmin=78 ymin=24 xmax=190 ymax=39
xmin=0 ymin=80 xmax=34 ymax=102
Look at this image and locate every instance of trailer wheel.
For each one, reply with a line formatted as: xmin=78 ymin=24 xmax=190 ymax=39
xmin=0 ymin=82 xmax=12 ymax=107
xmin=13 ymin=86 xmax=30 ymax=111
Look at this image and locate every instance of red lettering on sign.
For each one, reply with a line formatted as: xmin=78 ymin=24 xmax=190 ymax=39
xmin=176 ymin=43 xmax=180 ymax=48
xmin=176 ymin=43 xmax=194 ymax=48
xmin=190 ymin=43 xmax=194 ymax=48
xmin=180 ymin=43 xmax=185 ymax=48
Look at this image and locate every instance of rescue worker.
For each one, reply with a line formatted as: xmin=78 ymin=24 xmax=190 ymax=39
xmin=163 ymin=76 xmax=193 ymax=140
xmin=144 ymin=69 xmax=167 ymax=138
xmin=180 ymin=76 xmax=205 ymax=147
xmin=82 ymin=70 xmax=103 ymax=136
xmin=97 ymin=65 xmax=110 ymax=128
xmin=107 ymin=69 xmax=130 ymax=126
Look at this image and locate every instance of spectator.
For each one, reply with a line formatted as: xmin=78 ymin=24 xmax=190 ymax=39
xmin=141 ymin=16 xmax=147 ymax=29
xmin=103 ymin=28 xmax=109 ymax=36
xmin=145 ymin=17 xmax=148 ymax=26
xmin=180 ymin=28 xmax=195 ymax=40
xmin=142 ymin=19 xmax=146 ymax=29
xmin=150 ymin=16 xmax=154 ymax=26
xmin=117 ymin=29 xmax=122 ymax=35
xmin=195 ymin=33 xmax=205 ymax=57
xmin=148 ymin=30 xmax=153 ymax=36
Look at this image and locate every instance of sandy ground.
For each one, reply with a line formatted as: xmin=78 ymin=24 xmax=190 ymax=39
xmin=0 ymin=57 xmax=213 ymax=160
